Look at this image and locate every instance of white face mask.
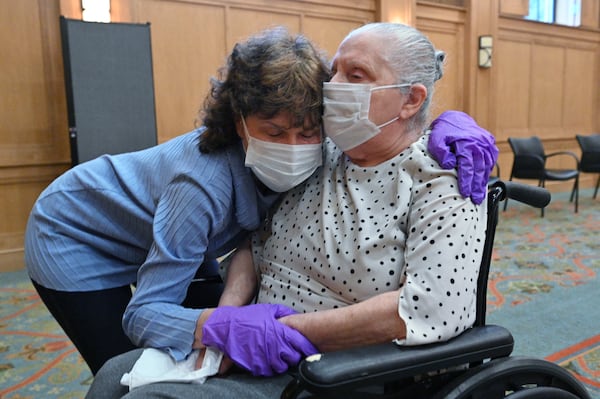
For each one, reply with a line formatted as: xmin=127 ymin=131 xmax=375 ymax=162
xmin=323 ymin=82 xmax=411 ymax=151
xmin=242 ymin=117 xmax=322 ymax=192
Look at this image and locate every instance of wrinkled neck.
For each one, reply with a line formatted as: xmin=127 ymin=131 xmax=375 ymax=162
xmin=346 ymin=128 xmax=421 ymax=167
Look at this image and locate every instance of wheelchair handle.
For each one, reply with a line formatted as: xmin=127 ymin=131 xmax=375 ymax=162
xmin=492 ymin=181 xmax=551 ymax=209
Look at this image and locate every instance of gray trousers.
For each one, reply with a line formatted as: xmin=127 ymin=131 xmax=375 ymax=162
xmin=85 ymin=349 xmax=295 ymax=399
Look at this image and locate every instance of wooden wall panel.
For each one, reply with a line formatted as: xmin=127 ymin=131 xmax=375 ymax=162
xmin=563 ymin=48 xmax=595 ymax=131
xmin=494 ymin=17 xmax=600 ymax=190
xmin=499 ymin=0 xmax=529 ymax=17
xmin=0 ymin=0 xmax=70 ymax=271
xmin=303 ymin=17 xmax=365 ymax=58
xmin=0 ymin=2 xmax=50 ymax=149
xmin=226 ymin=7 xmax=301 ymax=48
xmin=135 ymin=1 xmax=228 ymax=140
xmin=420 ymin=23 xmax=465 ymax=118
xmin=496 ymin=40 xmax=531 ymax=138
xmin=496 ymin=19 xmax=599 ymax=141
xmin=580 ymin=0 xmax=599 ymax=29
xmin=416 ymin=5 xmax=466 ymax=119
xmin=0 ymin=165 xmax=68 ymax=271
xmin=123 ymin=0 xmax=376 ymax=142
xmin=529 ymin=45 xmax=565 ymax=135
xmin=0 ymin=0 xmax=69 ymax=164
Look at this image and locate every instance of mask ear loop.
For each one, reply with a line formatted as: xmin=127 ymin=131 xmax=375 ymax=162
xmin=371 ymin=83 xmax=412 ymax=92
xmin=370 ymin=84 xmax=412 ymax=129
xmin=240 ymin=115 xmax=252 ymax=142
xmin=377 ymin=116 xmax=399 ymax=129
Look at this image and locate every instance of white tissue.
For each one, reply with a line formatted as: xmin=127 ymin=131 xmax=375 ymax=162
xmin=120 ymin=347 xmax=223 ymax=390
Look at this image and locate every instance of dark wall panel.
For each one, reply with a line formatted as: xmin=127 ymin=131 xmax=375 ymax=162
xmin=60 ymin=17 xmax=157 ymax=165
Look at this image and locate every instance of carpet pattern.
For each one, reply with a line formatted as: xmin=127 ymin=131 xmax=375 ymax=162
xmin=487 ymin=189 xmax=599 ymax=398
xmin=0 ymin=189 xmax=598 ymax=398
xmin=0 ymin=274 xmax=93 ymax=399
xmin=546 ymin=334 xmax=600 ymax=393
xmin=488 ymin=197 xmax=598 ymax=313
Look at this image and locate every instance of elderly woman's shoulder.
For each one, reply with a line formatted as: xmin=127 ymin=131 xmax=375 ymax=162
xmin=407 ymin=133 xmax=452 ymax=174
xmin=407 ymin=133 xmax=435 ymax=162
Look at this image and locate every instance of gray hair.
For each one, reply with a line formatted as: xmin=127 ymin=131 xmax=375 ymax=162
xmin=347 ymin=23 xmax=445 ymax=131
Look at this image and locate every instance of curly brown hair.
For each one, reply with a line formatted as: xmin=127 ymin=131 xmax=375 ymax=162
xmin=197 ymin=26 xmax=330 ymax=153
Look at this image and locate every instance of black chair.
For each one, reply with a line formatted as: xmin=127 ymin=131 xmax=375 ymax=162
xmin=504 ymin=136 xmax=579 ymax=217
xmin=575 ymin=134 xmax=600 ymax=199
xmin=282 ymin=182 xmax=591 ymax=399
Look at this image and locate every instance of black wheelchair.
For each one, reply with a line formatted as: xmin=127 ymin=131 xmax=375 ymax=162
xmin=280 ymin=181 xmax=592 ymax=399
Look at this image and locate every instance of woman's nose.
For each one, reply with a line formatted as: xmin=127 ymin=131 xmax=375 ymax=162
xmin=283 ymin=135 xmax=299 ymax=145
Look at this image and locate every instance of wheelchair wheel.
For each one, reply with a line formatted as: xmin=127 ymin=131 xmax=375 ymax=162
xmin=431 ymin=356 xmax=591 ymax=399
xmin=506 ymin=386 xmax=580 ymax=399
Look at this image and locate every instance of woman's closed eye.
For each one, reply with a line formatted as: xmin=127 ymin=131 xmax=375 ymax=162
xmin=300 ymin=127 xmax=322 ymax=140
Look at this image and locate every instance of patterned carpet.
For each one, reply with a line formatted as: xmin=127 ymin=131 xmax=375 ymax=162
xmin=0 ymin=189 xmax=598 ymax=398
xmin=487 ymin=189 xmax=600 ymax=398
xmin=0 ymin=272 xmax=92 ymax=398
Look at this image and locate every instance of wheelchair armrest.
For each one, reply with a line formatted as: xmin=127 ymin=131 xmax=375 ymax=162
xmin=296 ymin=325 xmax=514 ymax=392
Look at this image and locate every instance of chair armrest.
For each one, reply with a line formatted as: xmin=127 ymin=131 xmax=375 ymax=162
xmin=545 ymin=151 xmax=580 ymax=168
xmin=296 ymin=325 xmax=514 ymax=392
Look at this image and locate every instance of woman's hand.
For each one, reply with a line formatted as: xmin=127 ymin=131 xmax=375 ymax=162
xmin=193 ymin=308 xmax=235 ymax=372
xmin=199 ymin=304 xmax=318 ymax=376
xmin=191 ymin=239 xmax=260 ymax=372
xmin=194 ymin=347 xmax=235 ymax=373
xmin=428 ymin=110 xmax=499 ymax=205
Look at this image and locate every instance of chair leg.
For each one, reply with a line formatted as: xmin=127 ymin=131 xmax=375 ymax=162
xmin=594 ymin=175 xmax=599 ymax=199
xmin=573 ymin=178 xmax=579 ymax=213
xmin=540 ymin=180 xmax=545 ymax=217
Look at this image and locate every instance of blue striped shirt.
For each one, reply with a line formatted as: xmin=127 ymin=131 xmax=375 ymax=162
xmin=25 ymin=128 xmax=279 ymax=360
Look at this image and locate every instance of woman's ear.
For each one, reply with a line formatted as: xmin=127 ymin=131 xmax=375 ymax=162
xmin=399 ymin=84 xmax=427 ymax=120
xmin=235 ymin=118 xmax=249 ymax=150
xmin=235 ymin=119 xmax=243 ymax=139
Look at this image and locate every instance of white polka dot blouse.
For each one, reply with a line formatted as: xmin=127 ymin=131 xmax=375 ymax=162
xmin=254 ymin=133 xmax=487 ymax=345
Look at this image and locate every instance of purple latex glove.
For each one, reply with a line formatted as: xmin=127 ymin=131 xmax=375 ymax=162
xmin=201 ymin=304 xmax=318 ymax=377
xmin=429 ymin=111 xmax=499 ymax=205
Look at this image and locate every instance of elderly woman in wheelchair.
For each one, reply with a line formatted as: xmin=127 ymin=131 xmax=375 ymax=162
xmin=86 ymin=22 xmax=590 ymax=399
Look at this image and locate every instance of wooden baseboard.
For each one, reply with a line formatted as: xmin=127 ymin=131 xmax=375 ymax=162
xmin=0 ymin=249 xmax=25 ymax=272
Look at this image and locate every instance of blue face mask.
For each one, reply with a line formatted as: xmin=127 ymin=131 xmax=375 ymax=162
xmin=322 ymin=82 xmax=411 ymax=151
xmin=242 ymin=117 xmax=323 ymax=192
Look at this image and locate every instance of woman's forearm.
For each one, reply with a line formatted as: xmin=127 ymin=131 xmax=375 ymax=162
xmin=193 ymin=240 xmax=257 ymax=349
xmin=218 ymin=240 xmax=258 ymax=307
xmin=280 ymin=290 xmax=406 ymax=352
